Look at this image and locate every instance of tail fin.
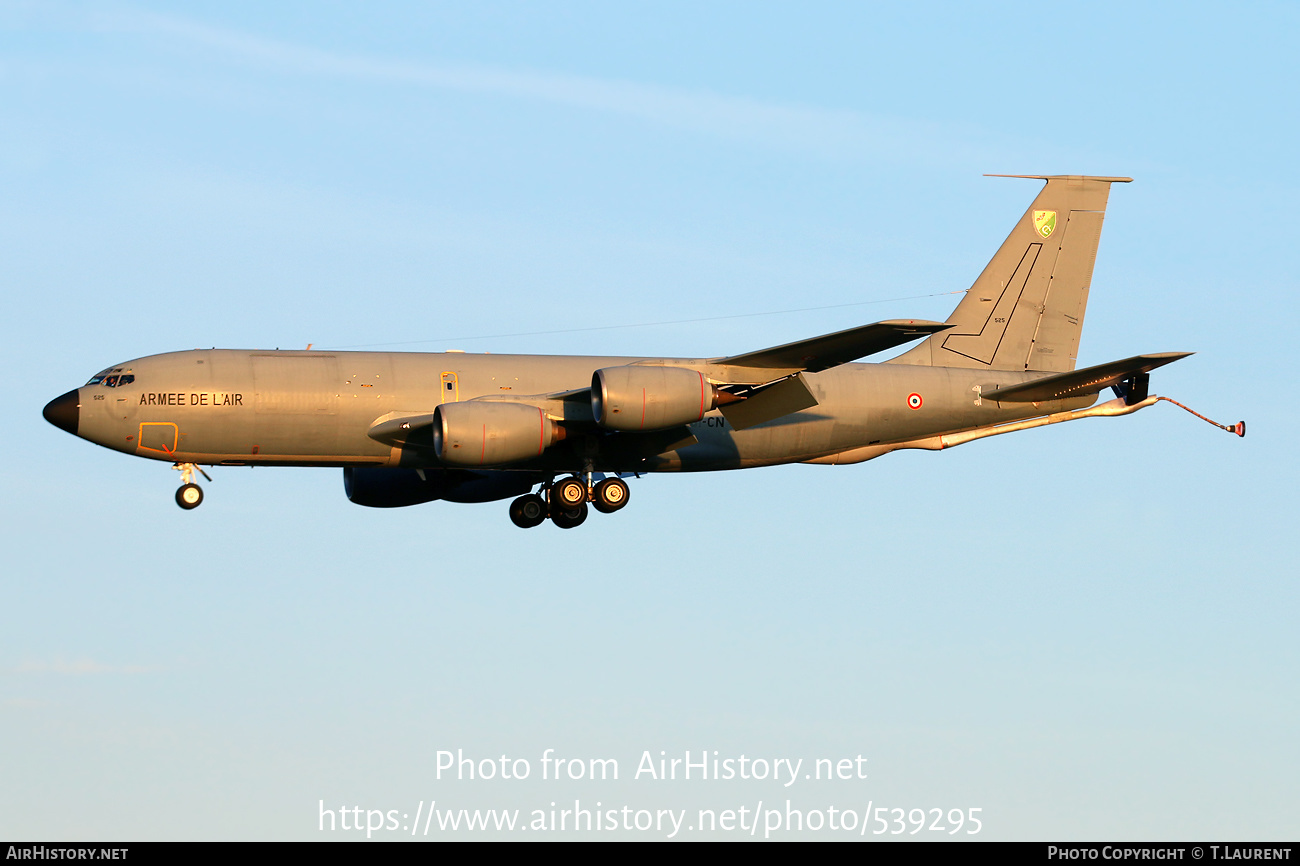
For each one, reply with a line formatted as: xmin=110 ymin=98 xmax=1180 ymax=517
xmin=889 ymin=174 xmax=1131 ymax=372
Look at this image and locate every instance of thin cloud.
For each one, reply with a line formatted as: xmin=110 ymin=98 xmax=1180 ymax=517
xmin=10 ymin=658 xmax=168 ymax=675
xmin=84 ymin=6 xmax=963 ymax=160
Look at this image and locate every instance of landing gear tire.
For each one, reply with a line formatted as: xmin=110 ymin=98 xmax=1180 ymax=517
xmin=551 ymin=502 xmax=588 ymax=529
xmin=509 ymin=494 xmax=548 ymax=529
xmin=552 ymin=476 xmax=588 ymax=510
xmin=591 ymin=477 xmax=630 ymax=514
xmin=175 ymin=483 xmax=203 ymax=510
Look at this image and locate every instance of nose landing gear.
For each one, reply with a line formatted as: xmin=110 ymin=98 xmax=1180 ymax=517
xmin=172 ymin=462 xmax=212 ymax=510
xmin=176 ymin=483 xmax=204 ymax=509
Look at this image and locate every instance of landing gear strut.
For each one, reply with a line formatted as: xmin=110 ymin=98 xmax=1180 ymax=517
xmin=172 ymin=462 xmax=211 ymax=510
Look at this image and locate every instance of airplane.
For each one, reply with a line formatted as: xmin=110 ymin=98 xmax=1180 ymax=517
xmin=42 ymin=174 xmax=1243 ymax=528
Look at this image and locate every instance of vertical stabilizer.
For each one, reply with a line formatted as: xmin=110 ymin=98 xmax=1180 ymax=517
xmin=889 ymin=175 xmax=1130 ymax=372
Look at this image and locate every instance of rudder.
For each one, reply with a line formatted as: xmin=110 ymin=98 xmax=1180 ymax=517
xmin=890 ymin=174 xmax=1131 ymax=372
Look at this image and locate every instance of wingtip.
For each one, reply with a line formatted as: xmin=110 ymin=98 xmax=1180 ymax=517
xmin=983 ymin=173 xmax=1134 ymax=183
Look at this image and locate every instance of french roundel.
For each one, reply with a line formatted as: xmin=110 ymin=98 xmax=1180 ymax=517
xmin=907 ymin=392 xmax=923 ymax=410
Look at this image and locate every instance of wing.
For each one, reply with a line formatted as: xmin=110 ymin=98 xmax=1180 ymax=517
xmin=713 ymin=319 xmax=951 ymax=373
xmin=368 ymin=320 xmax=954 ymax=453
xmin=702 ymin=319 xmax=950 ymax=428
xmin=980 ymin=352 xmax=1193 ymax=403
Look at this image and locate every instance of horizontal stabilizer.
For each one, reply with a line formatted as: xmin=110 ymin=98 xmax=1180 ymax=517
xmin=984 ymin=173 xmax=1133 ymax=183
xmin=716 ymin=320 xmax=950 ymax=372
xmin=981 ymin=352 xmax=1193 ymax=403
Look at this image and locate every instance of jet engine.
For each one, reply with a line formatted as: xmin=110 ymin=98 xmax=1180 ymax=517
xmin=592 ymin=366 xmax=731 ymax=431
xmin=344 ymin=467 xmax=537 ymax=507
xmin=432 ymin=401 xmax=564 ymax=467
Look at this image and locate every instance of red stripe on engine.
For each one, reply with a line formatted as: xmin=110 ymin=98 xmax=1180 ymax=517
xmin=698 ymin=371 xmax=705 ymax=420
xmin=480 ymin=424 xmax=487 ymax=465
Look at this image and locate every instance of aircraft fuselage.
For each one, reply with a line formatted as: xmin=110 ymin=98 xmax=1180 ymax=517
xmin=56 ymin=348 xmax=1091 ymax=472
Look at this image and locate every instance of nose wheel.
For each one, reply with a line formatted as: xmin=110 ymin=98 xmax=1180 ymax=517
xmin=176 ymin=483 xmax=204 ymax=509
xmin=172 ymin=462 xmax=212 ymax=510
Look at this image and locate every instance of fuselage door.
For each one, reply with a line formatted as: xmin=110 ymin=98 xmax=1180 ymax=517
xmin=440 ymin=372 xmax=459 ymax=404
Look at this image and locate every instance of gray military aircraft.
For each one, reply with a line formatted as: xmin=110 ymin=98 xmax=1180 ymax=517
xmin=43 ymin=175 xmax=1241 ymax=528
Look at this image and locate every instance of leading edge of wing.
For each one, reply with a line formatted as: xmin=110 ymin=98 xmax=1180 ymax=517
xmin=980 ymin=352 xmax=1194 ymax=403
xmin=713 ymin=319 xmax=951 ymax=373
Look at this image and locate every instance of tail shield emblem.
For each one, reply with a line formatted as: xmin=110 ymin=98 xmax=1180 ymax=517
xmin=1032 ymin=210 xmax=1057 ymax=239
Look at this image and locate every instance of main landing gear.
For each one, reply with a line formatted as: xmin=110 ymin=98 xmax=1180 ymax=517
xmin=508 ymin=493 xmax=548 ymax=529
xmin=551 ymin=502 xmax=589 ymax=530
xmin=508 ymin=475 xmax=631 ymax=529
xmin=591 ymin=477 xmax=629 ymax=513
xmin=172 ymin=462 xmax=212 ymax=510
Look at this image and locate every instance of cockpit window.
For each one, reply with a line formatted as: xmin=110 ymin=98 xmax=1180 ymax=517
xmin=85 ymin=370 xmax=135 ymax=387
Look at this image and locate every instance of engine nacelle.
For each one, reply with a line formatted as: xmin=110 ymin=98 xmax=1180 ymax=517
xmin=344 ymin=466 xmax=449 ymax=507
xmin=592 ymin=365 xmax=722 ymax=431
xmin=433 ymin=401 xmax=563 ymax=467
xmin=344 ymin=467 xmax=537 ymax=507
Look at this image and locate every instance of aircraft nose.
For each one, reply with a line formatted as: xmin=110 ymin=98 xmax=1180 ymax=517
xmin=43 ymin=389 xmax=80 ymax=436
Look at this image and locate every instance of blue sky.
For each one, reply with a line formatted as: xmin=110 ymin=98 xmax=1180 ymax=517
xmin=2 ymin=1 xmax=1297 ymax=840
